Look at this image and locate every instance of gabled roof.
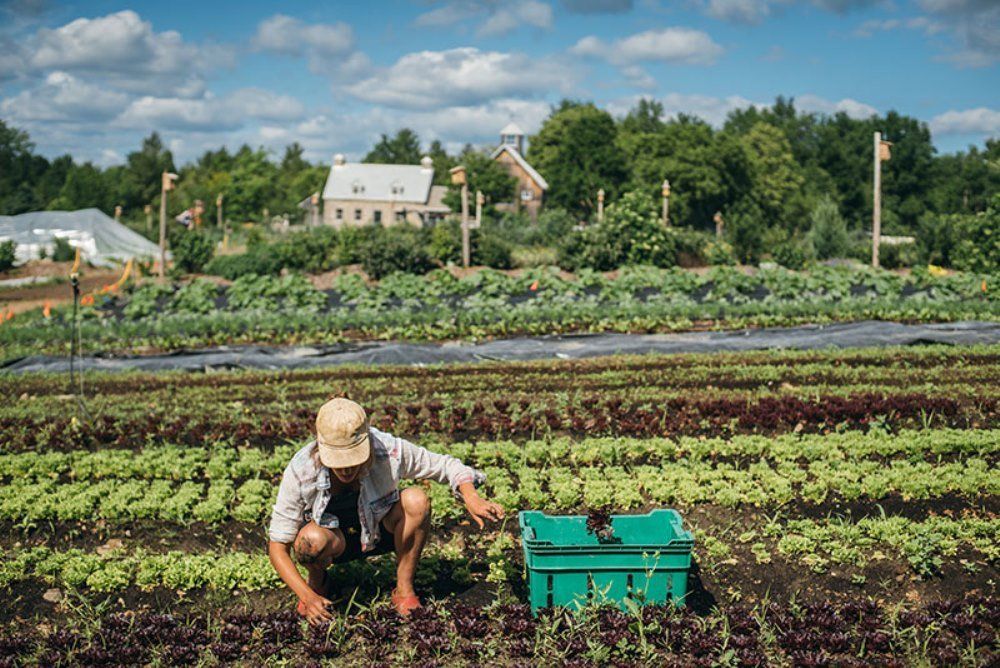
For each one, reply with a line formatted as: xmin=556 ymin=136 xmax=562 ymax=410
xmin=500 ymin=122 xmax=524 ymax=136
xmin=322 ymin=162 xmax=434 ymax=204
xmin=490 ymin=145 xmax=549 ymax=191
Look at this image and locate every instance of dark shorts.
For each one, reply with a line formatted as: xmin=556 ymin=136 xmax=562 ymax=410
xmin=331 ymin=520 xmax=395 ymax=564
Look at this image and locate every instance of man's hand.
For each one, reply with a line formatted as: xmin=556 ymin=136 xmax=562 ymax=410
xmin=460 ymin=484 xmax=504 ymax=529
xmin=300 ymin=591 xmax=333 ymax=625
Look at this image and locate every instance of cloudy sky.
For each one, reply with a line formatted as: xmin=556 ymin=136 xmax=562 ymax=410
xmin=1 ymin=0 xmax=997 ymax=166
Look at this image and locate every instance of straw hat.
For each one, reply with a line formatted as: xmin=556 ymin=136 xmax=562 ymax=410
xmin=315 ymin=398 xmax=371 ymax=469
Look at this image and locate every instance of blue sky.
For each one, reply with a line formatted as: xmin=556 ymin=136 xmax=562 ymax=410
xmin=1 ymin=0 xmax=997 ymax=166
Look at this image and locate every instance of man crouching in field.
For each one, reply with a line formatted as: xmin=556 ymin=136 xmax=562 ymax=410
xmin=268 ymin=398 xmax=504 ymax=623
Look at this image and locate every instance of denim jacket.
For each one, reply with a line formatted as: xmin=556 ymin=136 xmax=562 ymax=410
xmin=268 ymin=428 xmax=485 ymax=551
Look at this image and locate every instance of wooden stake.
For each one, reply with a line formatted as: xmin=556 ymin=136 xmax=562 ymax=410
xmin=461 ymin=183 xmax=470 ymax=268
xmin=872 ymin=131 xmax=881 ymax=268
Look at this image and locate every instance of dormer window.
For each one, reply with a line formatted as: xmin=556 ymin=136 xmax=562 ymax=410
xmin=390 ymin=181 xmax=404 ymax=196
xmin=351 ymin=180 xmax=365 ymax=195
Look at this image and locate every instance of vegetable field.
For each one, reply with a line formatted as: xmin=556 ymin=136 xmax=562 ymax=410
xmin=1 ymin=345 xmax=998 ymax=666
xmin=1 ymin=264 xmax=997 ymax=362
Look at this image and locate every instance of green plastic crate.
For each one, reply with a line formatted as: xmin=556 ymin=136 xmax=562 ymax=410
xmin=519 ymin=509 xmax=694 ymax=612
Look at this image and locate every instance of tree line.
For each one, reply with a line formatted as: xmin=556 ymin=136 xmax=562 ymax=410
xmin=1 ymin=95 xmax=997 ymax=241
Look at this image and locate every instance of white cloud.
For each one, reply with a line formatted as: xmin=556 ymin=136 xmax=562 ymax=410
xmin=26 ymin=10 xmax=231 ymax=96
xmin=252 ymin=14 xmax=353 ymax=56
xmin=621 ymin=65 xmax=657 ymax=88
xmin=346 ymin=48 xmax=574 ymax=109
xmin=704 ymin=0 xmax=776 ymax=24
xmin=255 ymin=99 xmax=551 ymax=163
xmin=929 ymin=107 xmax=1000 ymax=135
xmin=98 ymin=148 xmax=124 ymax=167
xmin=251 ymin=14 xmax=370 ymax=80
xmin=796 ymin=94 xmax=877 ymax=118
xmin=0 ymin=71 xmax=129 ymax=122
xmin=415 ymin=1 xmax=553 ymax=37
xmin=560 ymin=0 xmax=634 ymax=13
xmin=116 ymin=88 xmax=305 ymax=132
xmin=479 ymin=1 xmax=553 ymax=36
xmin=571 ymin=28 xmax=724 ymax=66
xmin=854 ymin=16 xmax=946 ymax=37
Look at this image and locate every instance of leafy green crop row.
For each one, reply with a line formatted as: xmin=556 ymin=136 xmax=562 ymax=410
xmin=2 ymin=514 xmax=995 ymax=593
xmin=3 ymin=264 xmax=997 ymax=360
xmin=3 ymin=429 xmax=993 ymax=483
xmin=2 ymin=454 xmax=994 ymax=526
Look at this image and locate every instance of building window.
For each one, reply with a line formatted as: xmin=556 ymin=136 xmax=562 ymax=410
xmin=335 ymin=208 xmax=343 ymax=220
xmin=520 ymin=188 xmax=534 ymax=201
xmin=374 ymin=210 xmax=382 ymax=224
xmin=354 ymin=209 xmax=362 ymax=221
xmin=395 ymin=210 xmax=406 ymax=223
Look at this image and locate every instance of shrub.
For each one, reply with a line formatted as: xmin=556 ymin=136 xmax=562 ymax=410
xmin=764 ymin=226 xmax=815 ymax=270
xmin=0 ymin=240 xmax=15 ymax=272
xmin=808 ymin=196 xmax=849 ymax=260
xmin=53 ymin=236 xmax=75 ymax=262
xmin=361 ymin=227 xmax=433 ymax=279
xmin=669 ymin=227 xmax=711 ymax=267
xmin=703 ymin=239 xmax=737 ymax=266
xmin=916 ymin=213 xmax=958 ymax=267
xmin=951 ymin=196 xmax=999 ymax=273
xmin=725 ymin=199 xmax=767 ymax=264
xmin=511 ymin=246 xmax=559 ymax=268
xmin=535 ymin=208 xmax=576 ymax=246
xmin=558 ymin=190 xmax=677 ymax=270
xmin=772 ymin=235 xmax=815 ymax=270
xmin=273 ymin=227 xmax=338 ymax=272
xmin=473 ymin=230 xmax=513 ymax=269
xmin=203 ymin=251 xmax=280 ymax=279
xmin=169 ymin=230 xmax=215 ymax=274
xmin=427 ymin=220 xmax=462 ymax=265
xmin=334 ymin=226 xmax=379 ymax=266
xmin=878 ymin=241 xmax=919 ymax=270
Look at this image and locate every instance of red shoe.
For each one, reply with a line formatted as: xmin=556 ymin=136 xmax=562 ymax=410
xmin=391 ymin=589 xmax=422 ymax=617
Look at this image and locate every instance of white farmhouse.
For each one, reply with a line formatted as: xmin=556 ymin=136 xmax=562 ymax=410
xmin=321 ymin=154 xmax=450 ymax=228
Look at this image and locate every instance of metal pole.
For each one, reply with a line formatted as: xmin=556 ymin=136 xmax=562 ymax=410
xmin=872 ymin=131 xmax=881 ymax=269
xmin=461 ymin=183 xmax=470 ymax=268
xmin=159 ymin=174 xmax=167 ymax=280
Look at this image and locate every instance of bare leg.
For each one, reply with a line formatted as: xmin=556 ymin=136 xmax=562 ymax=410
xmin=293 ymin=521 xmax=346 ymax=595
xmin=381 ymin=487 xmax=431 ymax=598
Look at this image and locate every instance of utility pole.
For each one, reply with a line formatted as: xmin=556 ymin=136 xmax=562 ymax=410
xmin=144 ymin=204 xmax=152 ymax=235
xmin=450 ymin=166 xmax=470 ymax=267
xmin=872 ymin=131 xmax=891 ymax=268
xmin=159 ymin=171 xmax=178 ymax=279
xmin=661 ymin=179 xmax=671 ymax=227
xmin=597 ymin=188 xmax=605 ymax=223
